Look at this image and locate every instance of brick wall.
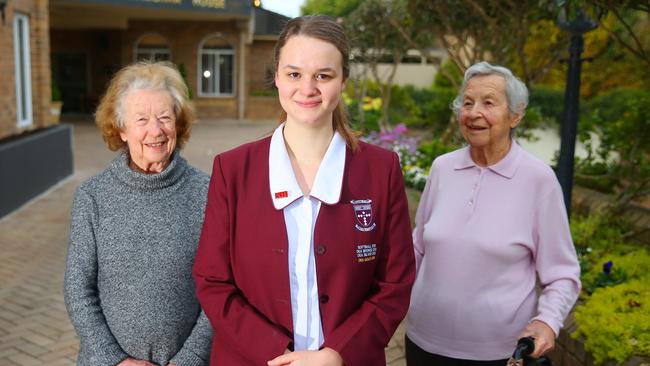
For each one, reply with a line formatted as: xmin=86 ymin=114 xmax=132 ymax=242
xmin=30 ymin=0 xmax=52 ymax=129
xmin=0 ymin=2 xmax=17 ymax=140
xmin=0 ymin=0 xmax=52 ymax=141
xmin=248 ymin=40 xmax=275 ymax=93
xmin=192 ymin=98 xmax=238 ymax=119
xmin=245 ymin=40 xmax=281 ymax=120
xmin=245 ymin=96 xmax=282 ymax=120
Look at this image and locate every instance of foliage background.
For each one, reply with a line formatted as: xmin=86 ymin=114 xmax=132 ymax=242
xmin=302 ymin=2 xmax=650 ymax=363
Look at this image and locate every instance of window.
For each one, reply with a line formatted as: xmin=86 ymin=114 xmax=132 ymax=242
xmin=14 ymin=13 xmax=32 ymax=127
xmin=199 ymin=36 xmax=234 ymax=97
xmin=134 ymin=33 xmax=171 ymax=62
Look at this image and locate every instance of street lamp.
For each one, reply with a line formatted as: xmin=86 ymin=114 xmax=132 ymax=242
xmin=0 ymin=0 xmax=8 ymax=25
xmin=556 ymin=6 xmax=598 ymax=217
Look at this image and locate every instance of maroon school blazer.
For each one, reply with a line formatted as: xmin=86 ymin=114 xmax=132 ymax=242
xmin=193 ymin=136 xmax=415 ymax=365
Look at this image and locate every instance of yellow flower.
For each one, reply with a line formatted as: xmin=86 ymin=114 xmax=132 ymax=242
xmin=361 ymin=96 xmax=382 ymax=111
xmin=342 ymin=92 xmax=353 ymax=106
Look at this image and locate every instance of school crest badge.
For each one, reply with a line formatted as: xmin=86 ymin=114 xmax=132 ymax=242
xmin=351 ymin=199 xmax=376 ymax=232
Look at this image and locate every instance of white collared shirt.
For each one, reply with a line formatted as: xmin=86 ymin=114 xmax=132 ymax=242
xmin=268 ymin=123 xmax=346 ymax=351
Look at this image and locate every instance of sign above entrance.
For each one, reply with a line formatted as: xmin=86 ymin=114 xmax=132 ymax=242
xmin=139 ymin=0 xmax=183 ymax=4
xmin=137 ymin=0 xmax=226 ymax=8
xmin=76 ymin=0 xmax=248 ymax=14
xmin=191 ymin=0 xmax=225 ymax=8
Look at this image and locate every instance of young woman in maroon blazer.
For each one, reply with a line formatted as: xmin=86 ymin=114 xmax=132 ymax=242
xmin=193 ymin=15 xmax=415 ymax=366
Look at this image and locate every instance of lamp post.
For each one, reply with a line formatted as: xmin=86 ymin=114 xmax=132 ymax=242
xmin=556 ymin=7 xmax=597 ymax=217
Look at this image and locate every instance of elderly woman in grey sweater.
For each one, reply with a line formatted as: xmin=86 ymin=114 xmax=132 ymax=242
xmin=64 ymin=61 xmax=212 ymax=366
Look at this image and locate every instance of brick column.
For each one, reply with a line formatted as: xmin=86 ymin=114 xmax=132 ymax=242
xmin=236 ymin=19 xmax=248 ymax=120
xmin=31 ymin=0 xmax=52 ymax=128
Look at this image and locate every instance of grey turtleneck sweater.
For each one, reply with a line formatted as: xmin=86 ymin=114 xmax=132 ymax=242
xmin=64 ymin=150 xmax=212 ymax=366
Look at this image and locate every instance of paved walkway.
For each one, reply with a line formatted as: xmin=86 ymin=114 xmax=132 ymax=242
xmin=0 ymin=118 xmax=406 ymax=366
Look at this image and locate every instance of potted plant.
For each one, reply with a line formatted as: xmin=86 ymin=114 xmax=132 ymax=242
xmin=50 ymin=77 xmax=63 ymax=123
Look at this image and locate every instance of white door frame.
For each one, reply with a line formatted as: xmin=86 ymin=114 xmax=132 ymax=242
xmin=14 ymin=13 xmax=33 ymax=128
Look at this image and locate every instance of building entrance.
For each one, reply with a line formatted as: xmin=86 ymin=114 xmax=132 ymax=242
xmin=52 ymin=52 xmax=89 ymax=113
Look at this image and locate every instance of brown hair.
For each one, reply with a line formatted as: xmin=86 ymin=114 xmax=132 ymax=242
xmin=95 ymin=61 xmax=195 ymax=151
xmin=272 ymin=15 xmax=358 ymax=150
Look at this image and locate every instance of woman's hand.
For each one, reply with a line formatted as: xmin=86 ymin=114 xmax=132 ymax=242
xmin=267 ymin=347 xmax=344 ymax=366
xmin=518 ymin=320 xmax=556 ymax=358
xmin=115 ymin=357 xmax=157 ymax=366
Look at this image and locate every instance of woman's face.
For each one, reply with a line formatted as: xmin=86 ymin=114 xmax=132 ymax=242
xmin=275 ymin=35 xmax=346 ymax=128
xmin=459 ymin=74 xmax=521 ymax=151
xmin=119 ymin=88 xmax=177 ymax=173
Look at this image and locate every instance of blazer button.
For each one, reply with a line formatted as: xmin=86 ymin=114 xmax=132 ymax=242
xmin=319 ymin=294 xmax=329 ymax=304
xmin=316 ymin=245 xmax=326 ymax=255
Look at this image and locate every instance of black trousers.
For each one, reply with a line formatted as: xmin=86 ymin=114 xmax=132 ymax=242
xmin=405 ymin=335 xmax=509 ymax=366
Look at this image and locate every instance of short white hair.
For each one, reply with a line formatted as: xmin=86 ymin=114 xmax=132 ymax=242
xmin=451 ymin=61 xmax=529 ymax=120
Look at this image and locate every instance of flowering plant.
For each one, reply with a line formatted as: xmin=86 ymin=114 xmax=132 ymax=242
xmin=362 ymin=123 xmax=429 ymax=190
xmin=584 ymin=259 xmax=628 ymax=294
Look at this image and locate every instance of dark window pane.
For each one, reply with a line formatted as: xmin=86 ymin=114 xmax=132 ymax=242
xmin=201 ymin=54 xmax=213 ymax=94
xmin=219 ymin=54 xmax=233 ymax=94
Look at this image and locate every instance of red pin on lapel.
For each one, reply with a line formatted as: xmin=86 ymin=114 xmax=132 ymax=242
xmin=275 ymin=191 xmax=288 ymax=199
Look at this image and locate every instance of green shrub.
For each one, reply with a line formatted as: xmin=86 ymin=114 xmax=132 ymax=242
xmin=528 ymin=85 xmax=565 ymax=125
xmin=570 ymin=211 xmax=628 ymax=253
xmin=571 ymin=213 xmax=650 ymax=365
xmin=388 ymin=85 xmax=420 ymax=126
xmin=573 ymin=160 xmax=617 ymax=193
xmin=576 ymin=88 xmax=650 ymax=209
xmin=345 ymin=81 xmax=456 ymax=133
xmin=343 ymin=90 xmax=382 ymax=132
xmin=580 ymin=249 xmax=650 ymax=295
xmin=573 ymin=278 xmax=650 ymax=365
xmin=389 ymin=85 xmax=456 ymax=132
xmin=584 ymin=88 xmax=648 ymax=125
xmin=570 ymin=210 xmax=641 ymax=284
xmin=416 ymin=138 xmax=460 ymax=172
xmin=51 ymin=78 xmax=61 ymax=102
xmin=433 ymin=60 xmax=463 ymax=88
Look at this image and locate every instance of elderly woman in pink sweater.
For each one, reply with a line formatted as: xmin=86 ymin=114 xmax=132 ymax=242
xmin=406 ymin=61 xmax=581 ymax=366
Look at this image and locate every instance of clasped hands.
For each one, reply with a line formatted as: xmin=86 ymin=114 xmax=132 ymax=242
xmin=267 ymin=347 xmax=343 ymax=366
xmin=116 ymin=359 xmax=176 ymax=366
xmin=114 ymin=347 xmax=343 ymax=366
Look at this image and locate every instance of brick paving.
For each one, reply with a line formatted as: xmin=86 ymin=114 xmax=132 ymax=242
xmin=0 ymin=118 xmax=406 ymax=366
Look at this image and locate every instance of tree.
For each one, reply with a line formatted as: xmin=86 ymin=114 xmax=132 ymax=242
xmin=535 ymin=3 xmax=649 ymax=97
xmin=576 ymin=89 xmax=650 ymax=223
xmin=397 ymin=0 xmax=566 ymax=86
xmin=301 ymin=0 xmax=361 ymax=17
xmin=383 ymin=1 xmax=567 ymax=142
xmin=587 ymin=0 xmax=650 ymax=67
xmin=345 ymin=0 xmax=415 ymax=129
